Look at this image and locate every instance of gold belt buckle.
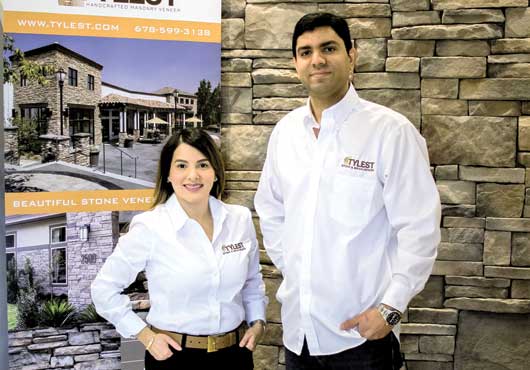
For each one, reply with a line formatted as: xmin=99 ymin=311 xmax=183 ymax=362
xmin=207 ymin=336 xmax=217 ymax=352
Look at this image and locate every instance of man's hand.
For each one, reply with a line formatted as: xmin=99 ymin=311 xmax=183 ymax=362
xmin=239 ymin=321 xmax=265 ymax=351
xmin=340 ymin=307 xmax=393 ymax=340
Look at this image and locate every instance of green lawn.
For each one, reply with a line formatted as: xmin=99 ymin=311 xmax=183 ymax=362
xmin=8 ymin=304 xmax=17 ymax=330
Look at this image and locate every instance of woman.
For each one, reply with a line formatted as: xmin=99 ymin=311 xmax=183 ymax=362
xmin=91 ymin=129 xmax=267 ymax=369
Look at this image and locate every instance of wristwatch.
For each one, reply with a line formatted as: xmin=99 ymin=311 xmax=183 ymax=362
xmin=377 ymin=304 xmax=401 ymax=326
xmin=249 ymin=319 xmax=266 ymax=330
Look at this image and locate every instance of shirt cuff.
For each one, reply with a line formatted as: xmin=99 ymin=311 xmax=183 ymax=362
xmin=245 ymin=299 xmax=267 ymax=324
xmin=114 ymin=311 xmax=147 ymax=339
xmin=381 ymin=279 xmax=413 ymax=314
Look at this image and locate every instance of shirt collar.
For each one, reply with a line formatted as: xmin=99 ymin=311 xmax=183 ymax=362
xmin=164 ymin=193 xmax=228 ymax=233
xmin=303 ymin=84 xmax=360 ymax=129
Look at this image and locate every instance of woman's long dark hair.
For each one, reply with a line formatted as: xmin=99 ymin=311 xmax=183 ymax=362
xmin=152 ymin=128 xmax=225 ymax=208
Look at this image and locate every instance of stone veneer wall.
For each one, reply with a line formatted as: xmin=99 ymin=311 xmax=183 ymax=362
xmin=219 ymin=1 xmax=530 ymax=369
xmin=8 ymin=323 xmax=121 ymax=370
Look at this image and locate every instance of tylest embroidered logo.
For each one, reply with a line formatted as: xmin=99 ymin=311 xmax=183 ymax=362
xmin=341 ymin=157 xmax=375 ymax=172
xmin=222 ymin=242 xmax=246 ymax=255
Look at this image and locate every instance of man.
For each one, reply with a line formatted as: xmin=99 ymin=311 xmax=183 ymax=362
xmin=254 ymin=12 xmax=441 ymax=370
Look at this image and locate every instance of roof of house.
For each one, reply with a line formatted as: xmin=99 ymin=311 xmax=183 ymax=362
xmin=153 ymin=86 xmax=196 ymax=97
xmin=19 ymin=43 xmax=103 ymax=70
xmin=6 ymin=213 xmax=66 ymax=226
xmin=100 ymin=94 xmax=187 ymax=110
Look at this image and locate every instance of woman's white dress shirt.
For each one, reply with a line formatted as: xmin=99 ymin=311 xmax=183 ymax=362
xmin=91 ymin=194 xmax=267 ymax=338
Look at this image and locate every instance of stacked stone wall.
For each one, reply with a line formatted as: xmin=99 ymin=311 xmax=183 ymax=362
xmin=220 ymin=1 xmax=530 ymax=369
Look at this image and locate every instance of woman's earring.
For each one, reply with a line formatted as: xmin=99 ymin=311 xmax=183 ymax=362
xmin=214 ymin=176 xmax=218 ymax=182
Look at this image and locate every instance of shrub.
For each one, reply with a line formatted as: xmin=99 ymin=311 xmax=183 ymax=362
xmin=40 ymin=298 xmax=76 ymax=327
xmin=6 ymin=258 xmax=18 ymax=304
xmin=16 ymin=259 xmax=40 ymax=329
xmin=12 ymin=117 xmax=42 ymax=155
xmin=78 ymin=303 xmax=104 ymax=324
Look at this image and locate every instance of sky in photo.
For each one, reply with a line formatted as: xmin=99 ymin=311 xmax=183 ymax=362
xmin=8 ymin=33 xmax=220 ymax=95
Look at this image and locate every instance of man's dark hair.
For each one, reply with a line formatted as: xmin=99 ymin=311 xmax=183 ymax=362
xmin=152 ymin=128 xmax=225 ymax=207
xmin=292 ymin=12 xmax=353 ymax=57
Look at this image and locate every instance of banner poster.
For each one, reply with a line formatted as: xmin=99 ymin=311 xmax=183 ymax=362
xmin=2 ymin=1 xmax=220 ymax=366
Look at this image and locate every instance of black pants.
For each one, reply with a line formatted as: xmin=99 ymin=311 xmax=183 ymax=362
xmin=145 ymin=344 xmax=254 ymax=370
xmin=286 ymin=333 xmax=403 ymax=370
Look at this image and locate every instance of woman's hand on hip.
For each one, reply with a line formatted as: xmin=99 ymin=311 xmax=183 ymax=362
xmin=239 ymin=322 xmax=265 ymax=351
xmin=137 ymin=327 xmax=182 ymax=361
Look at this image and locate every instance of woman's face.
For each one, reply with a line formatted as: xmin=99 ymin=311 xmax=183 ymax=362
xmin=167 ymin=143 xmax=216 ymax=207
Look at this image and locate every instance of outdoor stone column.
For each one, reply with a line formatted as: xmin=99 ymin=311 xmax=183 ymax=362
xmin=39 ymin=134 xmax=71 ymax=163
xmin=73 ymin=133 xmax=91 ymax=167
xmin=4 ymin=126 xmax=19 ymax=165
xmin=133 ymin=111 xmax=140 ymax=140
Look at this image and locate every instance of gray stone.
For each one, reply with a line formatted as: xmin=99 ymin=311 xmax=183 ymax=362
xmin=520 ymin=153 xmax=530 ymax=167
xmin=421 ymin=57 xmax=486 ymax=78
xmin=489 ymin=63 xmax=530 ymax=78
xmin=455 ymin=310 xmax=530 ymax=369
xmin=408 ymin=308 xmax=458 ymax=324
xmin=436 ymin=40 xmax=490 ymax=57
xmin=222 ymin=19 xmax=244 ymax=49
xmin=223 ymin=190 xmax=255 ymax=210
xmin=460 ymin=166 xmax=525 ymax=183
xmin=245 ymin=4 xmax=317 ymax=50
xmin=419 ymin=336 xmax=455 ymax=355
xmin=446 ymin=297 xmax=530 ymax=313
xmin=485 ymin=266 xmax=530 ymax=280
xmin=410 ymin=276 xmax=444 ymax=308
xmin=354 ymin=73 xmax=419 ymax=89
xmin=519 ymin=117 xmax=530 ymax=151
xmin=34 ymin=328 xmax=59 ymax=336
xmin=432 ymin=261 xmax=483 ymax=276
xmin=437 ymin=243 xmax=482 ymax=261
xmin=252 ymin=69 xmax=299 ymax=85
xmin=486 ymin=218 xmax=530 ymax=232
xmin=523 ymin=102 xmax=530 ymax=114
xmin=27 ymin=341 xmax=68 ymax=350
xmin=390 ymin=0 xmax=430 ymax=11
xmin=54 ymin=344 xmax=102 ymax=356
xmin=483 ymin=231 xmax=511 ymax=266
xmin=253 ymin=345 xmax=279 ymax=370
xmin=69 ymin=331 xmax=99 ymax=346
xmin=253 ymin=59 xmax=294 ymax=69
xmin=469 ymin=100 xmax=521 ymax=116
xmin=492 ymin=38 xmax=530 ymax=54
xmin=386 ymin=57 xmax=420 ymax=72
xmin=347 ymin=18 xmax=392 ymax=39
xmin=8 ymin=351 xmax=51 ymax=368
xmin=265 ymin=278 xmax=282 ymax=323
xmin=221 ymin=113 xmax=252 ymax=124
xmin=433 ymin=0 xmax=528 ymax=9
xmin=99 ymin=329 xmax=119 ymax=340
xmin=401 ymin=335 xmax=419 ymax=353
xmin=512 ymin=280 xmax=530 ymax=298
xmin=260 ymin=323 xmax=283 ymax=346
xmin=460 ymin=78 xmax=530 ymax=100
xmin=221 ymin=72 xmax=251 ymax=87
xmin=32 ymin=335 xmax=67 ymax=343
xmin=477 ymin=184 xmax=524 ymax=218
xmin=51 ymin=356 xmax=74 ymax=367
xmin=319 ymin=4 xmax=391 ymax=17
xmin=421 ymin=79 xmax=458 ymax=98
xmin=445 ymin=286 xmax=509 ymax=299
xmin=221 ymin=58 xmax=252 ymax=72
xmin=222 ymin=0 xmax=245 ymax=18
xmin=442 ymin=9 xmax=505 ymax=24
xmin=401 ymin=323 xmax=456 ymax=336
xmin=393 ymin=11 xmax=441 ymax=27
xmin=357 ymin=89 xmax=421 ymax=128
xmin=445 ymin=276 xmax=511 ymax=288
xmin=407 ymin=362 xmax=453 ymax=370
xmin=221 ymin=87 xmax=252 ymax=114
xmin=222 ymin=50 xmax=292 ymax=59
xmin=387 ymin=40 xmax=435 ymax=56
xmin=74 ymin=358 xmax=120 ymax=370
xmin=506 ymin=8 xmax=530 ymax=38
xmin=225 ymin=181 xmax=258 ymax=191
xmin=405 ymin=353 xmax=454 ymax=361
xmin=512 ymin=233 xmax=530 ymax=266
xmin=253 ymin=111 xmax=288 ymax=125
xmin=442 ymin=228 xmax=484 ymax=243
xmin=422 ymin=98 xmax=467 ymax=115
xmin=437 ymin=181 xmax=475 ymax=204
xmin=489 ymin=54 xmax=530 ymax=64
xmin=354 ymin=39 xmax=386 ymax=72
xmin=422 ymin=115 xmax=517 ymax=167
xmin=441 ymin=204 xmax=476 ymax=217
xmin=221 ymin=125 xmax=272 ymax=171
xmin=392 ymin=24 xmax=502 ymax=40
xmin=443 ymin=217 xmax=484 ymax=228
xmin=435 ymin=165 xmax=458 ymax=180
xmin=253 ymin=84 xmax=306 ymax=98
xmin=253 ymin=97 xmax=305 ymax=111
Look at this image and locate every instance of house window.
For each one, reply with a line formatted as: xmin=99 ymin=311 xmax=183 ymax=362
xmin=87 ymin=74 xmax=95 ymax=91
xmin=69 ymin=108 xmax=95 ymax=144
xmin=68 ymin=68 xmax=78 ymax=86
xmin=50 ymin=225 xmax=67 ymax=285
xmin=5 ymin=233 xmax=16 ymax=249
xmin=20 ymin=105 xmax=49 ymax=135
xmin=20 ymin=76 xmax=27 ymax=87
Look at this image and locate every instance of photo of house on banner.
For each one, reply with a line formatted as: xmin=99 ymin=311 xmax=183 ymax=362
xmin=3 ymin=34 xmax=221 ymax=191
xmin=5 ymin=209 xmax=150 ymax=369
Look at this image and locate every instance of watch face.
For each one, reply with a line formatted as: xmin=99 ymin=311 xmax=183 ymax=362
xmin=387 ymin=312 xmax=401 ymax=325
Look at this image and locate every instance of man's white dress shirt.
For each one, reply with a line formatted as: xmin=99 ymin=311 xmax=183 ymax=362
xmin=91 ymin=194 xmax=267 ymax=338
xmin=255 ymin=86 xmax=441 ymax=356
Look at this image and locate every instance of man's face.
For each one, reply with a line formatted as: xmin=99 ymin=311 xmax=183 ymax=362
xmin=293 ymin=26 xmax=355 ymax=101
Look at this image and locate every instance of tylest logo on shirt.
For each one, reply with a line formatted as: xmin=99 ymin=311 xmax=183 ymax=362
xmin=341 ymin=157 xmax=375 ymax=172
xmin=222 ymin=242 xmax=246 ymax=255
